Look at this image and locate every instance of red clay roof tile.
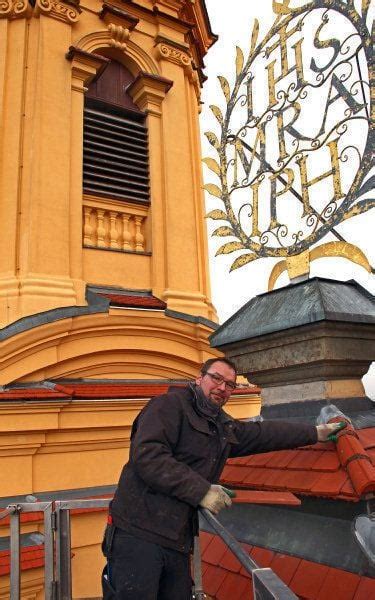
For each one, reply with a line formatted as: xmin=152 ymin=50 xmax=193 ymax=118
xmin=353 ymin=576 xmax=375 ymax=600
xmin=249 ymin=547 xmax=275 ymax=567
xmin=260 ymin=449 xmax=296 ymax=469
xmin=221 ymin=465 xmax=250 ymax=484
xmin=288 ymin=559 xmax=330 ymax=599
xmin=287 ymin=450 xmax=324 ymax=470
xmin=269 ymin=553 xmax=301 ymax=586
xmin=367 ymin=448 xmax=375 ymax=464
xmin=220 ymin=429 xmax=371 ymax=502
xmin=232 ymin=490 xmax=300 ymax=506
xmin=202 ymin=564 xmax=228 ymax=597
xmin=200 ymin=531 xmax=214 ymax=554
xmin=0 ymin=544 xmax=44 ymax=576
xmin=242 ymin=467 xmax=273 ymax=486
xmin=216 ymin=571 xmax=252 ymax=600
xmin=312 ymin=451 xmax=341 ymax=471
xmin=201 ymin=534 xmax=375 ymax=600
xmin=357 ymin=429 xmax=375 ymax=450
xmin=203 ymin=536 xmax=228 ymax=566
xmin=0 ymin=388 xmax=68 ymax=400
xmin=0 ymin=380 xmax=259 ymax=402
xmin=245 ymin=452 xmax=275 ymax=467
xmin=316 ymin=567 xmax=361 ymax=600
xmin=100 ymin=293 xmax=167 ymax=309
xmin=347 ymin=458 xmax=375 ymax=496
xmin=336 ymin=433 xmax=368 ymax=468
xmin=309 ymin=470 xmax=348 ymax=496
xmin=226 ymin=456 xmax=249 ymax=466
xmin=219 ymin=547 xmax=242 ymax=573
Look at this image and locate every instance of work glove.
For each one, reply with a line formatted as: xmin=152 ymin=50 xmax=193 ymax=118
xmin=199 ymin=485 xmax=232 ymax=514
xmin=316 ymin=421 xmax=347 ymax=442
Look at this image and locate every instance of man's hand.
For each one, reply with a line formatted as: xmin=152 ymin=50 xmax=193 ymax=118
xmin=316 ymin=421 xmax=347 ymax=442
xmin=199 ymin=485 xmax=232 ymax=514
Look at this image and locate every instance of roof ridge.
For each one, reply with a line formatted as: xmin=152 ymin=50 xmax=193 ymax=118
xmin=334 ymin=420 xmax=375 ymax=496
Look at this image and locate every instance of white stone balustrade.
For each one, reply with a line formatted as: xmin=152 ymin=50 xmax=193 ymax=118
xmin=83 ymin=196 xmax=148 ymax=253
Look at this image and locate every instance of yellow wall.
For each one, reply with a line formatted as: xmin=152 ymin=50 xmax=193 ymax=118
xmin=0 ymin=0 xmax=217 ymax=330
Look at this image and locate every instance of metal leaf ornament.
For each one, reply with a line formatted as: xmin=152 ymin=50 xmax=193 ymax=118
xmin=203 ymin=184 xmax=222 ymax=198
xmin=210 ymin=105 xmax=224 ymax=125
xmin=202 ymin=157 xmax=221 ymax=176
xmin=204 ymin=131 xmax=220 ymax=150
xmin=206 ymin=209 xmax=228 ymax=221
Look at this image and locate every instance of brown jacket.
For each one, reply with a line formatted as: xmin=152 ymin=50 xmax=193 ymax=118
xmin=110 ymin=385 xmax=317 ymax=553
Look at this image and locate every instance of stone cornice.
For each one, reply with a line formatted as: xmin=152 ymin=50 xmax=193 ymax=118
xmin=66 ymin=46 xmax=110 ymax=91
xmin=151 ymin=0 xmax=184 ymax=14
xmin=127 ymin=71 xmax=173 ymax=115
xmin=0 ymin=0 xmax=32 ymax=19
xmin=100 ymin=2 xmax=139 ymax=29
xmin=119 ymin=0 xmax=194 ymax=33
xmin=154 ymin=34 xmax=201 ymax=99
xmin=33 ymin=0 xmax=81 ymax=23
xmin=154 ymin=35 xmax=192 ymax=70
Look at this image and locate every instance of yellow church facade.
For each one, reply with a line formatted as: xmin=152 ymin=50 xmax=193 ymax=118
xmin=0 ymin=1 xmax=260 ymax=597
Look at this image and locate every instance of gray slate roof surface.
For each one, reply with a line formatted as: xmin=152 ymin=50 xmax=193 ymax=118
xmin=210 ymin=278 xmax=375 ymax=348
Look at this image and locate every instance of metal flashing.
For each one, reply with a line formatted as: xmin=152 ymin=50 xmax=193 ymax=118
xmin=165 ymin=308 xmax=219 ymax=330
xmin=210 ymin=278 xmax=374 ymax=348
xmin=200 ymin=500 xmax=374 ymax=576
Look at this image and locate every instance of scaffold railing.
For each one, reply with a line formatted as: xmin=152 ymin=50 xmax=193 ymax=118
xmin=1 ymin=499 xmax=297 ymax=599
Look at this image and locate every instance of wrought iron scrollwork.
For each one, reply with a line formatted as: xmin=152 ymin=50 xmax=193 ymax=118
xmin=204 ymin=0 xmax=373 ymax=272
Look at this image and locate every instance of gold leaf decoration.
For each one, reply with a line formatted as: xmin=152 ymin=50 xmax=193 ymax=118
xmin=250 ymin=19 xmax=259 ymax=53
xmin=235 ymin=46 xmax=244 ymax=76
xmin=230 ymin=253 xmax=258 ymax=271
xmin=218 ymin=75 xmax=230 ymax=103
xmin=203 ymin=183 xmax=222 ymax=198
xmin=206 ymin=209 xmax=228 ymax=221
xmin=202 ymin=157 xmax=221 ymax=176
xmin=205 ymin=131 xmax=220 ymax=150
xmin=212 ymin=226 xmax=235 ymax=237
xmin=216 ymin=241 xmax=246 ymax=255
xmin=210 ymin=104 xmax=224 ymax=125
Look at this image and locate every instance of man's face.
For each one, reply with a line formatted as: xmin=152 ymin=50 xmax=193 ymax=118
xmin=195 ymin=361 xmax=237 ymax=408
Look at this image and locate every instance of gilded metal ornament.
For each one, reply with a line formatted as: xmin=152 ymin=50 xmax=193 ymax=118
xmin=204 ymin=0 xmax=374 ymax=282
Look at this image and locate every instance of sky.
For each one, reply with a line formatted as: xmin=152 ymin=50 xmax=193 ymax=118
xmin=200 ymin=0 xmax=374 ymax=397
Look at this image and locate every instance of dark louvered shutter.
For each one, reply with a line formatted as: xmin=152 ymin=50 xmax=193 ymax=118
xmin=83 ymin=61 xmax=150 ymax=205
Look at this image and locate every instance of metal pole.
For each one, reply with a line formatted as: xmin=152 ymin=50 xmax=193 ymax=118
xmin=10 ymin=506 xmax=21 ymax=600
xmin=55 ymin=504 xmax=72 ymax=600
xmin=252 ymin=568 xmax=298 ymax=600
xmin=192 ymin=535 xmax=205 ymax=600
xmin=43 ymin=503 xmax=55 ymax=600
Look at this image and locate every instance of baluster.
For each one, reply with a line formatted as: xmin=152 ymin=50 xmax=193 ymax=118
xmin=122 ymin=214 xmax=132 ymax=250
xmin=109 ymin=211 xmax=119 ymax=249
xmin=83 ymin=207 xmax=94 ymax=246
xmin=96 ymin=209 xmax=106 ymax=248
xmin=134 ymin=216 xmax=145 ymax=252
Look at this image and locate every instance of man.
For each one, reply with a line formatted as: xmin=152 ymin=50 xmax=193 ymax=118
xmin=103 ymin=358 xmax=342 ymax=599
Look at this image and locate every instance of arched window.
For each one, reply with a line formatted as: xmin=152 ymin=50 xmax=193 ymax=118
xmin=83 ymin=60 xmax=149 ymax=205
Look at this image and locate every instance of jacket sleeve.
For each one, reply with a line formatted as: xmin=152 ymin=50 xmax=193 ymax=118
xmin=130 ymin=394 xmax=211 ymax=507
xmin=229 ymin=419 xmax=318 ymax=458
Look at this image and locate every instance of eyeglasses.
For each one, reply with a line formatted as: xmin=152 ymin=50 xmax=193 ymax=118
xmin=204 ymin=371 xmax=237 ymax=391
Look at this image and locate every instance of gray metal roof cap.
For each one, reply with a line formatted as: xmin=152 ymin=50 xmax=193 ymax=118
xmin=209 ymin=277 xmax=375 ymax=348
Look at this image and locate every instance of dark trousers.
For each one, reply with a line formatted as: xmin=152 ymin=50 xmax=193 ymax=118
xmin=102 ymin=527 xmax=192 ymax=600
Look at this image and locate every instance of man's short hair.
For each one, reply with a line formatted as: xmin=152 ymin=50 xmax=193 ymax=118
xmin=200 ymin=358 xmax=237 ymax=376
